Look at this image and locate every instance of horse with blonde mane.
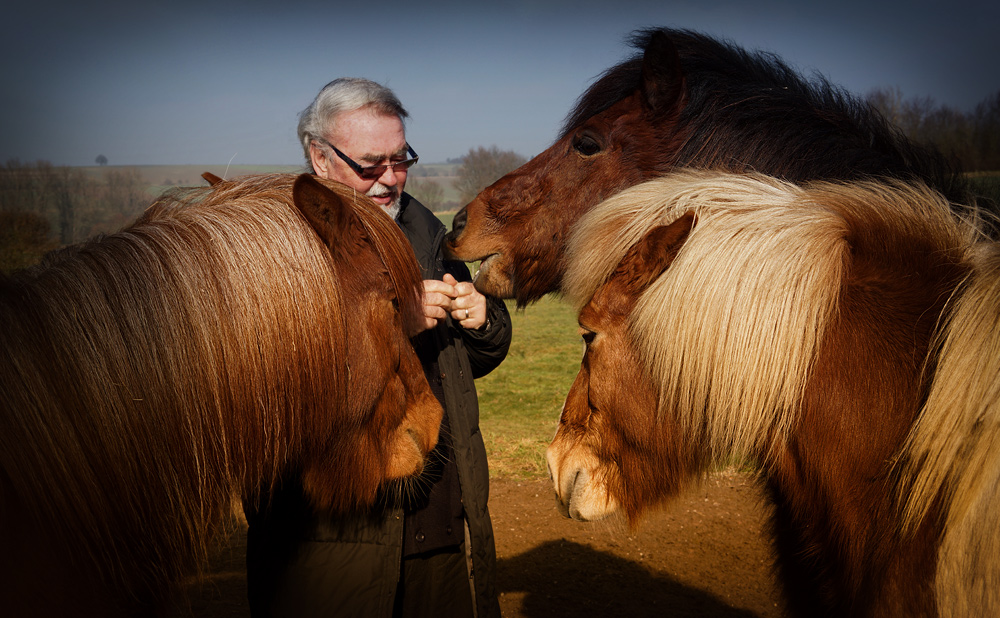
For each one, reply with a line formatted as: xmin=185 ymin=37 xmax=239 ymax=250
xmin=549 ymin=170 xmax=1000 ymax=617
xmin=0 ymin=174 xmax=443 ymax=617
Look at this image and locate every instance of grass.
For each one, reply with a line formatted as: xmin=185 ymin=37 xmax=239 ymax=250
xmin=476 ymin=297 xmax=582 ymax=480
xmin=969 ymin=171 xmax=1000 ymax=205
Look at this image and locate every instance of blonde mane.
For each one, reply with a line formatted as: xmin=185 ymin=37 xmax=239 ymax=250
xmin=565 ymin=169 xmax=1000 ymax=611
xmin=565 ymin=167 xmax=989 ymax=467
xmin=901 ymin=240 xmax=1000 ymax=613
xmin=568 ymin=171 xmax=841 ymax=459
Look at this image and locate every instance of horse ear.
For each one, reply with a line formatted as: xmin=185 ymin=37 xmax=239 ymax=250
xmin=292 ymin=174 xmax=369 ymax=260
xmin=617 ymin=212 xmax=696 ymax=294
xmin=201 ymin=172 xmax=224 ymax=186
xmin=640 ymin=30 xmax=685 ymax=115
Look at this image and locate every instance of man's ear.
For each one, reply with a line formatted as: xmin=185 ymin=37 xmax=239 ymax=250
xmin=310 ymin=142 xmax=331 ymax=178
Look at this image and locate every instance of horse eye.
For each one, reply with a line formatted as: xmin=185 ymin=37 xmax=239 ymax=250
xmin=581 ymin=331 xmax=596 ymax=345
xmin=573 ymin=135 xmax=602 ymax=157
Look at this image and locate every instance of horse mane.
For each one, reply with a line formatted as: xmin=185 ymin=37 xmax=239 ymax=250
xmin=561 ymin=28 xmax=968 ymax=204
xmin=162 ymin=173 xmax=423 ymax=332
xmin=565 ymin=169 xmax=989 ymax=468
xmin=900 ymin=240 xmax=1000 ymax=611
xmin=0 ymin=173 xmax=423 ymax=607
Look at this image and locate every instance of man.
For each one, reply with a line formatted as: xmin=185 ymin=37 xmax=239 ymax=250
xmin=244 ymin=78 xmax=511 ymax=618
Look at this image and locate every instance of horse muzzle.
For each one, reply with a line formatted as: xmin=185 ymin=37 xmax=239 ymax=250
xmin=546 ymin=441 xmax=619 ymax=521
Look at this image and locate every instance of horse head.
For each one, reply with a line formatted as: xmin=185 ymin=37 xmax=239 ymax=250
xmin=445 ymin=30 xmax=686 ymax=305
xmin=547 ymin=212 xmax=696 ymax=524
xmin=290 ymin=174 xmax=442 ymax=510
xmin=0 ymin=172 xmax=444 ymax=615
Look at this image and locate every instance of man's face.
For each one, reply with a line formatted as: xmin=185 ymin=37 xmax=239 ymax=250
xmin=311 ymin=107 xmax=408 ymax=217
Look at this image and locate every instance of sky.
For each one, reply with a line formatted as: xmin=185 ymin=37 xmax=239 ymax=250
xmin=1 ymin=0 xmax=996 ymax=167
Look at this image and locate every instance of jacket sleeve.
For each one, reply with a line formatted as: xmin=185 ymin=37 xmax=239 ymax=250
xmin=444 ymin=259 xmax=512 ymax=379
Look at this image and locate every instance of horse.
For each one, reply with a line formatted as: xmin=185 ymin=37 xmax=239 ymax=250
xmin=547 ymin=169 xmax=1000 ymax=617
xmin=445 ymin=27 xmax=974 ymax=306
xmin=0 ymin=173 xmax=443 ymax=617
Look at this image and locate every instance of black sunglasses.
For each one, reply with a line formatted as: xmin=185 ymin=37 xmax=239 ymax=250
xmin=316 ymin=138 xmax=419 ymax=180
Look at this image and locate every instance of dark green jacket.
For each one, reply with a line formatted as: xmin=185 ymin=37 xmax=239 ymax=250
xmin=244 ymin=194 xmax=511 ymax=618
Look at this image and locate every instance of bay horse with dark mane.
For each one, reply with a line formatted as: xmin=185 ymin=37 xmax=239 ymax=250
xmin=445 ymin=27 xmax=975 ymax=305
xmin=0 ymin=174 xmax=443 ymax=617
xmin=549 ymin=169 xmax=999 ymax=617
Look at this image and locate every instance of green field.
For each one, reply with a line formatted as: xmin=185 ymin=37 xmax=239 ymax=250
xmin=477 ymin=296 xmax=581 ymax=480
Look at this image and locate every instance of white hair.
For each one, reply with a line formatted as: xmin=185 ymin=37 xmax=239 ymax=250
xmin=297 ymin=78 xmax=408 ymax=173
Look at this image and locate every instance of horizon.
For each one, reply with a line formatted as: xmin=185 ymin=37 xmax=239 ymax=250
xmin=2 ymin=0 xmax=996 ymax=168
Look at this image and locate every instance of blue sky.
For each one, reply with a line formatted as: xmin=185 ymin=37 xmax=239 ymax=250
xmin=1 ymin=0 xmax=995 ymax=167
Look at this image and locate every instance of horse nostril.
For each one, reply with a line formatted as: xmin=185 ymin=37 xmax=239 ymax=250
xmin=451 ymin=208 xmax=467 ymax=236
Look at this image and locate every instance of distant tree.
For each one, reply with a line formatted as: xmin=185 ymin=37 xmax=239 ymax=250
xmin=89 ymin=167 xmax=149 ymax=235
xmin=867 ymin=87 xmax=1000 ymax=173
xmin=1 ymin=160 xmax=153 ymax=247
xmin=867 ymin=86 xmax=906 ymax=129
xmin=96 ymin=154 xmax=108 ymax=166
xmin=50 ymin=164 xmax=86 ymax=245
xmin=0 ymin=160 xmax=86 ymax=245
xmin=453 ymin=146 xmax=527 ymax=205
xmin=406 ymin=177 xmax=446 ymax=212
xmin=973 ymin=91 xmax=1000 ymax=171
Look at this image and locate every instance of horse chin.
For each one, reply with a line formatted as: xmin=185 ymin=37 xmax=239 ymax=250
xmin=385 ymin=395 xmax=443 ymax=480
xmin=546 ymin=443 xmax=620 ymax=522
xmin=385 ymin=427 xmax=429 ymax=479
xmin=472 ymin=253 xmax=515 ymax=299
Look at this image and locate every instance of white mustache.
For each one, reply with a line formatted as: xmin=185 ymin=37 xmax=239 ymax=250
xmin=367 ymin=182 xmax=402 ymax=219
xmin=367 ymin=183 xmax=396 ymax=198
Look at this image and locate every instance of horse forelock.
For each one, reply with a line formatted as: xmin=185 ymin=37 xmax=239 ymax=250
xmin=560 ymin=28 xmax=803 ymax=139
xmin=559 ymin=28 xmax=702 ymax=137
xmin=349 ymin=196 xmax=424 ymax=334
xmin=561 ymin=56 xmax=643 ymax=138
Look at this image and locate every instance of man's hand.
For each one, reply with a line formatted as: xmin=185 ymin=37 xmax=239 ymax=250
xmin=419 ymin=273 xmax=487 ymax=332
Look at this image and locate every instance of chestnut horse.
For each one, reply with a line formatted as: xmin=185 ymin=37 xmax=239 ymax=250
xmin=446 ymin=27 xmax=973 ymax=305
xmin=0 ymin=174 xmax=443 ymax=617
xmin=548 ymin=169 xmax=999 ymax=617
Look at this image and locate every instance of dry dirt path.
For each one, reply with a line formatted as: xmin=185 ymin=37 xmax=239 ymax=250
xmin=172 ymin=470 xmax=784 ymax=617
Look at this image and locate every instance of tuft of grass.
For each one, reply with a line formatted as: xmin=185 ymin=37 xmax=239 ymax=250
xmin=968 ymin=171 xmax=1000 ymax=206
xmin=475 ymin=296 xmax=582 ymax=480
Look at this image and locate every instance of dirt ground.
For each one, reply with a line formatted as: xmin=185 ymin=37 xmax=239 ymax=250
xmin=171 ymin=469 xmax=785 ymax=618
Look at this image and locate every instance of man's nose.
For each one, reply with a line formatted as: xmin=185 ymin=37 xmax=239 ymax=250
xmin=378 ymin=166 xmax=398 ymax=186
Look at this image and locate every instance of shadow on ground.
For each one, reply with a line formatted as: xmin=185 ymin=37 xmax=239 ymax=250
xmin=498 ymin=539 xmax=763 ymax=617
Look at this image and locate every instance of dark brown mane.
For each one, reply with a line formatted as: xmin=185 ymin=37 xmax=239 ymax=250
xmin=562 ymin=28 xmax=967 ymax=203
